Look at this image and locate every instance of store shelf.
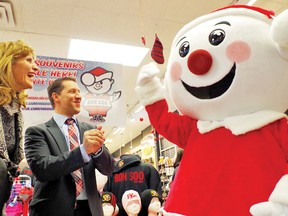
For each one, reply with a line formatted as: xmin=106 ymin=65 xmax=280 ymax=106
xmin=157 ymin=138 xmax=177 ymax=203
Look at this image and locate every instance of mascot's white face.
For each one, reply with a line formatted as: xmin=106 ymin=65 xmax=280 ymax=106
xmin=165 ymin=7 xmax=288 ymax=121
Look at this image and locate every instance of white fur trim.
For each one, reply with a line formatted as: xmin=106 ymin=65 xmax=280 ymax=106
xmin=269 ymin=175 xmax=288 ymax=205
xmin=197 ymin=110 xmax=286 ymax=135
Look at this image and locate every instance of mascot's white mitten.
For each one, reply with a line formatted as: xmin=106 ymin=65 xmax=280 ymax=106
xmin=250 ymin=175 xmax=288 ymax=216
xmin=135 ymin=62 xmax=165 ymax=106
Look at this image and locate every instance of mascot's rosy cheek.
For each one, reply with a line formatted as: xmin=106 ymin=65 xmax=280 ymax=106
xmin=226 ymin=41 xmax=251 ymax=63
xmin=170 ymin=62 xmax=182 ymax=82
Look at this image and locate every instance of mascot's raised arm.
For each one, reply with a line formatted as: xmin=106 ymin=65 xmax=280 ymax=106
xmin=135 ymin=5 xmax=288 ymax=216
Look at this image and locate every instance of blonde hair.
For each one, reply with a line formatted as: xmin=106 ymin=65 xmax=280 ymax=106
xmin=0 ymin=40 xmax=35 ymax=107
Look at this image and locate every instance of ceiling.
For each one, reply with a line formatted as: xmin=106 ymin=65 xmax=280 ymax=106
xmin=1 ymin=0 xmax=287 ymax=154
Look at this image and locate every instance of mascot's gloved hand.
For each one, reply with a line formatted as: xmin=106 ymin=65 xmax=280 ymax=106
xmin=250 ymin=175 xmax=288 ymax=216
xmin=250 ymin=202 xmax=288 ymax=216
xmin=135 ymin=62 xmax=165 ymax=106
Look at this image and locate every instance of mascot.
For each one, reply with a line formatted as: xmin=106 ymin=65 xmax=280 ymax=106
xmin=135 ymin=5 xmax=288 ymax=216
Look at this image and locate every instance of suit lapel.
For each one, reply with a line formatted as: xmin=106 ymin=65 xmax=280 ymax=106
xmin=46 ymin=118 xmax=68 ymax=153
xmin=77 ymin=122 xmax=85 ymax=143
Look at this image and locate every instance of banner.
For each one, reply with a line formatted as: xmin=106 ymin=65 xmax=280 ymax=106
xmin=23 ymin=56 xmax=125 ymax=128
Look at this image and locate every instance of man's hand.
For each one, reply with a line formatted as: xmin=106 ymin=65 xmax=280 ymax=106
xmin=250 ymin=175 xmax=288 ymax=216
xmin=83 ymin=125 xmax=105 ymax=155
xmin=250 ymin=202 xmax=288 ymax=216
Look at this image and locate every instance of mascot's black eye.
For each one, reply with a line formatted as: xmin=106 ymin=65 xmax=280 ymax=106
xmin=179 ymin=41 xmax=190 ymax=58
xmin=209 ymin=29 xmax=225 ymax=46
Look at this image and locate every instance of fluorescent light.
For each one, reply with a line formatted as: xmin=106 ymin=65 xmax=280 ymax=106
xmin=68 ymin=39 xmax=149 ymax=67
xmin=134 ymin=105 xmax=144 ymax=113
xmin=113 ymin=127 xmax=125 ymax=135
xmin=105 ymin=138 xmax=112 ymax=144
xmin=247 ymin=0 xmax=257 ymax=6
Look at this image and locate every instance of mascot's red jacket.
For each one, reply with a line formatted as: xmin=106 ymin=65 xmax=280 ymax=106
xmin=136 ymin=5 xmax=288 ymax=216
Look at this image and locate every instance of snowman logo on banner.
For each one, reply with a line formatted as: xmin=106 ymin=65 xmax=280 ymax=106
xmin=81 ymin=67 xmax=121 ymax=122
xmin=136 ymin=5 xmax=288 ymax=216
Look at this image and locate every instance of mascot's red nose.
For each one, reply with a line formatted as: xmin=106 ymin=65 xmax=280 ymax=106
xmin=187 ymin=49 xmax=212 ymax=75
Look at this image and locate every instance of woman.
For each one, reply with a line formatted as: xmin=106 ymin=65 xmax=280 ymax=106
xmin=0 ymin=40 xmax=39 ymax=214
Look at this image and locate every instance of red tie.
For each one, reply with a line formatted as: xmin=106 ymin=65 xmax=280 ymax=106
xmin=65 ymin=118 xmax=83 ymax=197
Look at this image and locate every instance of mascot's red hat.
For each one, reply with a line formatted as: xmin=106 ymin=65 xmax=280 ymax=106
xmin=172 ymin=5 xmax=275 ymax=49
xmin=214 ymin=5 xmax=275 ymax=18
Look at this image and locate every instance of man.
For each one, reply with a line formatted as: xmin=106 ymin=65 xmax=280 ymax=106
xmin=24 ymin=77 xmax=114 ymax=216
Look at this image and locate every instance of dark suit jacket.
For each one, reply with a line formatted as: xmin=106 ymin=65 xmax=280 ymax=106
xmin=24 ymin=118 xmax=114 ymax=216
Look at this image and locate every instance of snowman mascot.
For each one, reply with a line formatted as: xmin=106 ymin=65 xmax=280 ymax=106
xmin=135 ymin=5 xmax=288 ymax=216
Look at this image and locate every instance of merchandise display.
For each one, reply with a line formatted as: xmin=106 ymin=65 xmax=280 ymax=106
xmin=105 ymin=154 xmax=162 ymax=216
xmin=122 ymin=190 xmax=141 ymax=216
xmin=5 ymin=175 xmax=33 ymax=216
xmin=102 ymin=191 xmax=117 ymax=216
xmin=157 ymin=156 xmax=173 ymax=202
xmin=139 ymin=189 xmax=161 ymax=216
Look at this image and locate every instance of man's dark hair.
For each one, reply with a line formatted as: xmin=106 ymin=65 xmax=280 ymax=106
xmin=47 ymin=77 xmax=77 ymax=108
